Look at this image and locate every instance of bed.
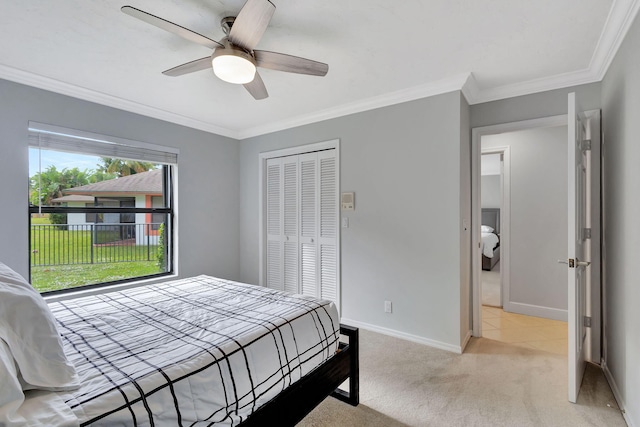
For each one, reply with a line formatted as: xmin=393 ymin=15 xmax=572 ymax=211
xmin=0 ymin=265 xmax=359 ymax=427
xmin=481 ymin=208 xmax=500 ymax=271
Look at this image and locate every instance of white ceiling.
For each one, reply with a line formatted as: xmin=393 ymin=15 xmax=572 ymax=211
xmin=1 ymin=1 xmax=637 ymax=139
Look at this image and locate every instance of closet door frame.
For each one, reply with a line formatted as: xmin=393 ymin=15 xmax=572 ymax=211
xmin=258 ymin=139 xmax=341 ymax=312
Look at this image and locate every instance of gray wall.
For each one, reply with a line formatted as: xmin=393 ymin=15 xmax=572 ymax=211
xmin=601 ymin=10 xmax=640 ymax=426
xmin=482 ymin=126 xmax=568 ymax=319
xmin=240 ymin=92 xmax=470 ymax=349
xmin=471 ymin=83 xmax=601 ymax=129
xmin=459 ymin=94 xmax=472 ymax=340
xmin=0 ymin=79 xmax=240 ymax=282
xmin=481 ymin=175 xmax=501 ymax=208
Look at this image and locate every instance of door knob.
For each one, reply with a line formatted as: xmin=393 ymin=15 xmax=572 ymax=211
xmin=557 ymin=259 xmax=589 ymax=268
xmin=558 ymin=259 xmax=575 ymax=267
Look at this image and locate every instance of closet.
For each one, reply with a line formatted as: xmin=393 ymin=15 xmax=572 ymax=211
xmin=264 ymin=147 xmax=339 ymax=306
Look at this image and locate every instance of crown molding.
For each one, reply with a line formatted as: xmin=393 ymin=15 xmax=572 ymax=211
xmin=1 ymin=0 xmax=637 ymax=139
xmin=465 ymin=0 xmax=640 ymax=105
xmin=0 ymin=64 xmax=239 ymax=139
xmin=467 ymin=68 xmax=599 ymax=105
xmin=460 ymin=73 xmax=480 ymax=105
xmin=237 ymin=73 xmax=472 ymax=139
xmin=590 ymin=0 xmax=640 ymax=80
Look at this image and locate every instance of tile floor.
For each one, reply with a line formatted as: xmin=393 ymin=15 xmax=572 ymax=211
xmin=482 ymin=305 xmax=568 ymax=355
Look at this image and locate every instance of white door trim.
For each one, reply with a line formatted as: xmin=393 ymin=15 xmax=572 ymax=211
xmin=258 ymin=139 xmax=341 ymax=311
xmin=471 ymin=115 xmax=567 ymax=337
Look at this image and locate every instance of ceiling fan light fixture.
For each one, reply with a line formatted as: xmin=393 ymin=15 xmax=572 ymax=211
xmin=211 ymin=48 xmax=256 ymax=84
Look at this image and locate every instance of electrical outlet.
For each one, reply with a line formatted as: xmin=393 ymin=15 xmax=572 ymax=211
xmin=384 ymin=300 xmax=392 ymax=313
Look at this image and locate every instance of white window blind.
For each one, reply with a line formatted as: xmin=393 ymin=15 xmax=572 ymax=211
xmin=28 ymin=122 xmax=178 ymax=165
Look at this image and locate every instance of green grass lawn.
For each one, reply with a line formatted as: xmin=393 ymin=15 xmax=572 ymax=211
xmin=30 ymin=216 xmax=51 ymax=225
xmin=32 ymin=262 xmax=163 ymax=293
xmin=30 ymin=215 xmax=165 ymax=292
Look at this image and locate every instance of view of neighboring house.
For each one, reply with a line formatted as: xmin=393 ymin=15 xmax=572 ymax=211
xmin=52 ymin=169 xmax=163 ymax=245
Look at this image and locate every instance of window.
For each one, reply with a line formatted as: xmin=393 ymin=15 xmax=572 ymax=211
xmin=151 ymin=196 xmax=164 ymax=231
xmin=28 ymin=122 xmax=178 ymax=294
xmin=85 ymin=203 xmax=103 ymax=223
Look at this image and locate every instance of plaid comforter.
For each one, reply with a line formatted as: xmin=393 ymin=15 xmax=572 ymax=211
xmin=48 ymin=276 xmax=340 ymax=426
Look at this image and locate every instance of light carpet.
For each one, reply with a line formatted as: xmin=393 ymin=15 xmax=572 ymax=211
xmin=298 ymin=329 xmax=625 ymax=426
xmin=481 ymin=262 xmax=501 ymax=307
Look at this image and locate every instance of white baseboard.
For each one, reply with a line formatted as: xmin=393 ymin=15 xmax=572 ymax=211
xmin=341 ymin=318 xmax=464 ymax=354
xmin=503 ymin=301 xmax=567 ymax=321
xmin=602 ymin=361 xmax=636 ymax=427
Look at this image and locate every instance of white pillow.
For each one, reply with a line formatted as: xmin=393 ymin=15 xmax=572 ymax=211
xmin=0 ymin=338 xmax=27 ymax=426
xmin=0 ymin=262 xmax=79 ymax=391
xmin=481 ymin=225 xmax=495 ymax=233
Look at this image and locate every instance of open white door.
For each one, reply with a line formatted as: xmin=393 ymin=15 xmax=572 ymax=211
xmin=566 ymin=92 xmax=590 ymax=403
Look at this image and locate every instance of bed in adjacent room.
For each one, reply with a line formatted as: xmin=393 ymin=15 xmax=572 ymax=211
xmin=0 ymin=263 xmax=358 ymax=427
xmin=481 ymin=208 xmax=500 ymax=271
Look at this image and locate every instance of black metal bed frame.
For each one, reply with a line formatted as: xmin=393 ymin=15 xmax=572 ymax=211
xmin=240 ymin=324 xmax=359 ymax=426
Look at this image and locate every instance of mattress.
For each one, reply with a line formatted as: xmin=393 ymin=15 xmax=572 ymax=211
xmin=45 ymin=275 xmax=340 ymax=426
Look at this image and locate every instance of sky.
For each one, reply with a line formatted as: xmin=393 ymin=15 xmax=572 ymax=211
xmin=29 ymin=148 xmax=103 ymax=177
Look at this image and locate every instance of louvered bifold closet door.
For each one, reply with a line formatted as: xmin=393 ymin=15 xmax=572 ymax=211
xmin=299 ymin=152 xmax=318 ymax=298
xmin=265 ymin=147 xmax=338 ymax=306
xmin=282 ymin=156 xmax=299 ymax=294
xmin=266 ymin=158 xmax=284 ymax=290
xmin=318 ymin=150 xmax=338 ymax=304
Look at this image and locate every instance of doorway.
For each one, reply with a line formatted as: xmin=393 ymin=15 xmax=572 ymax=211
xmin=480 ymin=151 xmax=504 ymax=309
xmin=471 ymin=100 xmax=602 ymax=402
xmin=471 ymin=111 xmax=601 ymax=350
xmin=476 ymin=125 xmax=570 ymax=356
xmin=473 ymin=115 xmax=567 ymax=334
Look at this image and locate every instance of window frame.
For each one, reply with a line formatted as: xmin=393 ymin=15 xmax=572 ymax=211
xmin=28 ymin=166 xmax=175 ymax=294
xmin=150 ymin=196 xmax=164 ymax=231
xmin=28 ymin=121 xmax=178 ymax=295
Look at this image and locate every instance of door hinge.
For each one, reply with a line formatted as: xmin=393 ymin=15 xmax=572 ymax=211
xmin=583 ymin=228 xmax=592 ymax=239
xmin=581 ymin=139 xmax=592 ymax=151
xmin=584 ymin=316 xmax=592 ymax=328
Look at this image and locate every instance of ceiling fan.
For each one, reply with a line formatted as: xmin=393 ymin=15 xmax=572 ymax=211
xmin=121 ymin=0 xmax=329 ymax=100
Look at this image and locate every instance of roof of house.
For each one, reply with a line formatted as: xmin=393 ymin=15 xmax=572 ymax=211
xmin=63 ymin=169 xmax=162 ymax=195
xmin=51 ymin=195 xmax=96 ymax=203
xmin=51 ymin=195 xmax=122 ymax=203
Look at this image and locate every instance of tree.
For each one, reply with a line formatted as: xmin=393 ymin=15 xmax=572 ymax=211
xmin=29 ymin=166 xmax=92 ymax=227
xmin=29 ymin=166 xmax=91 ymax=206
xmin=98 ymin=158 xmax=156 ymax=177
xmin=89 ymin=169 xmax=117 ymax=183
xmin=156 ymin=222 xmax=166 ymax=271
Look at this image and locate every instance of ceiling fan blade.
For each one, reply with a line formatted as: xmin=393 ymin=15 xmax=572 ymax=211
xmin=228 ymin=0 xmax=275 ymax=51
xmin=162 ymin=57 xmax=212 ymax=77
xmin=121 ymin=6 xmax=222 ymax=50
xmin=254 ymin=50 xmax=328 ymax=76
xmin=244 ymin=71 xmax=269 ymax=100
